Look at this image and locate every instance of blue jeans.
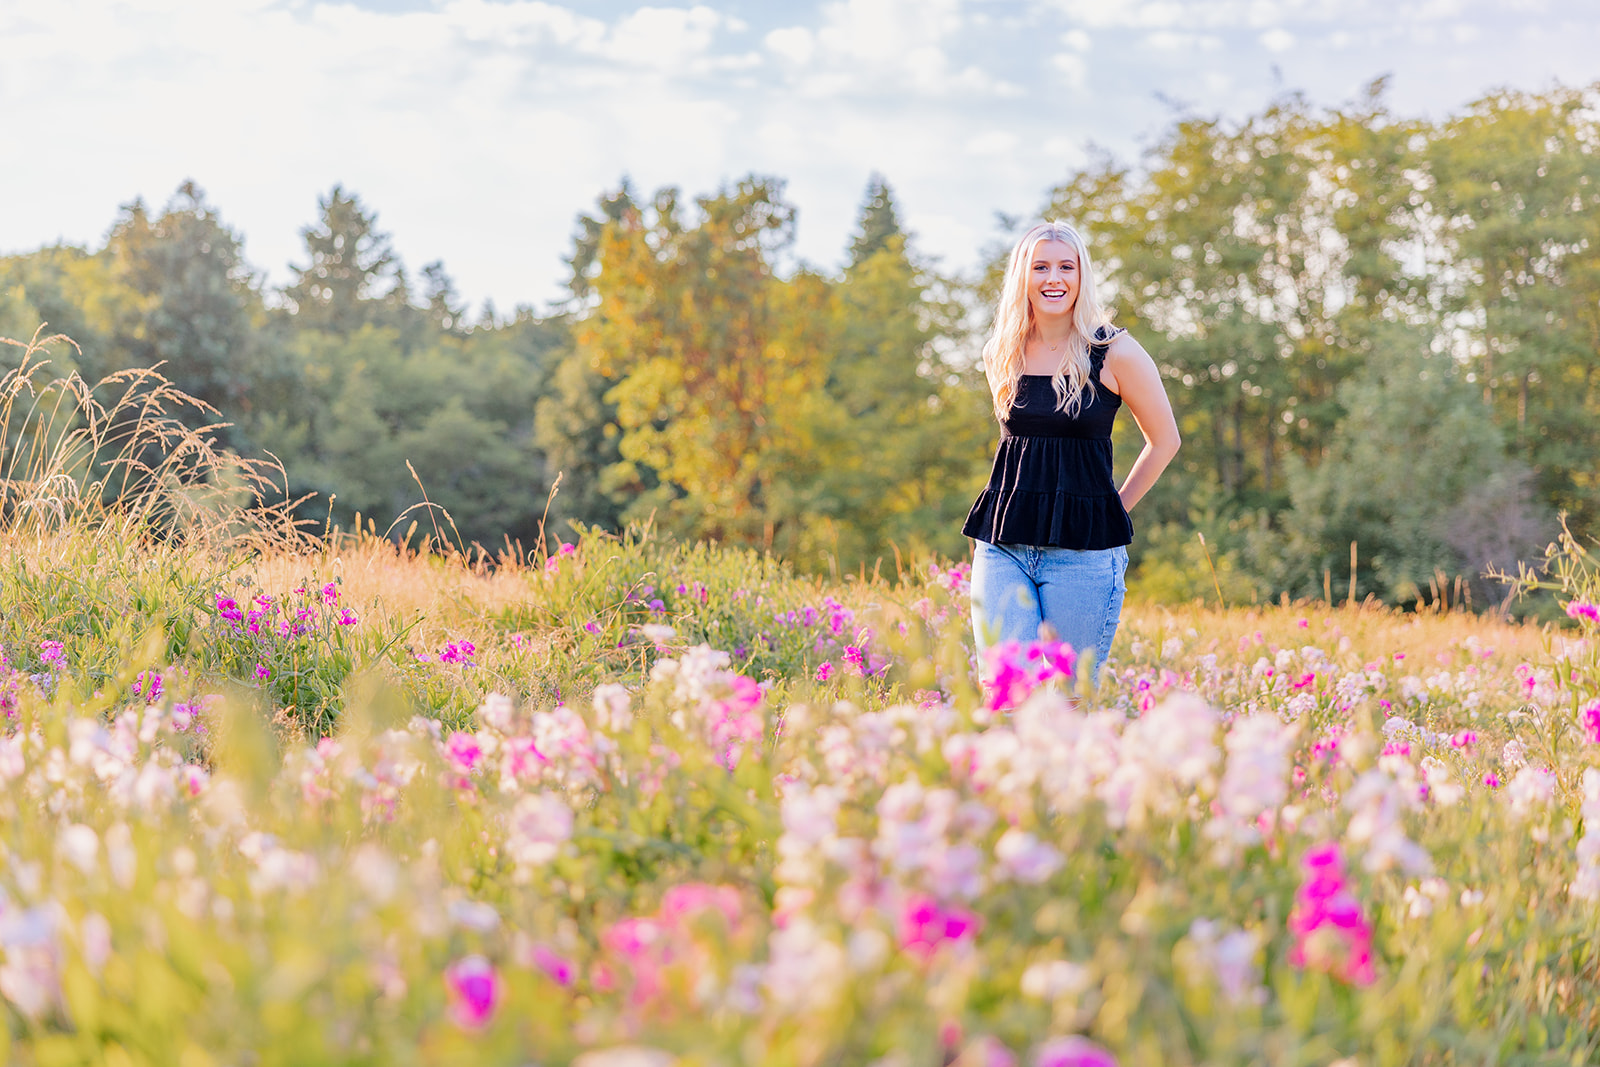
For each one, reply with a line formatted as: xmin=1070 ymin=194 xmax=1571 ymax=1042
xmin=970 ymin=541 xmax=1128 ymax=678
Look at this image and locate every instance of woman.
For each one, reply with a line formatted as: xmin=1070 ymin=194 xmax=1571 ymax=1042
xmin=962 ymin=221 xmax=1179 ymax=678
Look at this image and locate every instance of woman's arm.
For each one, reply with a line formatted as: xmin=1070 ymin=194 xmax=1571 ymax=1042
xmin=1101 ymin=331 xmax=1180 ymax=512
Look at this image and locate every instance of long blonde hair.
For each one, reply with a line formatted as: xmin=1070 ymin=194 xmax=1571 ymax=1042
xmin=982 ymin=221 xmax=1111 ymax=424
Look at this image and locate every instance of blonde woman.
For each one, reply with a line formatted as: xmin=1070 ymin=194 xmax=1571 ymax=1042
xmin=962 ymin=221 xmax=1180 ymax=677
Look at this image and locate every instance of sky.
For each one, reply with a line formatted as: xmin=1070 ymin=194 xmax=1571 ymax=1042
xmin=4 ymin=0 xmax=1599 ymax=314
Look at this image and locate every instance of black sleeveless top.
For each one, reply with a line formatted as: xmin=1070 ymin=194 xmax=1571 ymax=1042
xmin=961 ymin=330 xmax=1134 ymax=549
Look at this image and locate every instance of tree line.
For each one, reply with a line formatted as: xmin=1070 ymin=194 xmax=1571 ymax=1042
xmin=2 ymin=80 xmax=1596 ymax=608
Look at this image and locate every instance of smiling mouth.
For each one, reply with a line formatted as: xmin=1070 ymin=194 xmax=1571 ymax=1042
xmin=1041 ymin=289 xmax=1068 ymax=298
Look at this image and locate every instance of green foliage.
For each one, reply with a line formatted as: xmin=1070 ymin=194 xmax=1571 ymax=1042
xmin=1280 ymin=333 xmax=1551 ymax=605
xmin=283 ymin=185 xmax=402 ymax=334
xmin=6 ymin=81 xmax=1600 ymax=606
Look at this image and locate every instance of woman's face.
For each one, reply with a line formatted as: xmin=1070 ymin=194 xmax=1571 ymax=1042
xmin=1026 ymin=238 xmax=1080 ymax=324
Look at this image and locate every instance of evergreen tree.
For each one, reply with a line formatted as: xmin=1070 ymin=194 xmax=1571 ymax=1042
xmin=105 ymin=182 xmax=287 ymax=449
xmin=284 ymin=186 xmax=398 ymax=334
xmin=847 ymin=173 xmax=904 ymax=269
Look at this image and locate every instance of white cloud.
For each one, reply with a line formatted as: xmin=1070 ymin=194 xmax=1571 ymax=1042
xmin=2 ymin=0 xmax=1597 ymax=313
xmin=1053 ymin=52 xmax=1089 ymax=88
xmin=1260 ymin=27 xmax=1295 ymax=51
xmin=765 ymin=26 xmax=816 ymax=65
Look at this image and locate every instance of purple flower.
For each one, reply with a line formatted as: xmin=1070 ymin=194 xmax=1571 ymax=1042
xmin=254 ymin=663 xmax=271 ymax=682
xmin=322 ymin=582 xmax=340 ymax=604
xmin=38 ymin=641 xmax=64 ymax=669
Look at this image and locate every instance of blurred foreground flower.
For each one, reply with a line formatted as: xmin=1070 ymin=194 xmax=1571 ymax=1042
xmin=1034 ymin=1035 xmax=1117 ymax=1067
xmin=443 ymin=955 xmax=502 ymax=1030
xmin=1287 ymin=843 xmax=1375 ymax=986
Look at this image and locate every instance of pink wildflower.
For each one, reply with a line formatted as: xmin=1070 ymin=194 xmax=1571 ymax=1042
xmin=1450 ymin=730 xmax=1478 ymax=749
xmin=438 ymin=641 xmax=477 ymax=665
xmin=1483 ymin=771 xmax=1501 ymax=788
xmin=337 ymin=609 xmax=358 ymax=626
xmin=132 ymin=670 xmax=163 ymax=701
xmin=898 ymin=893 xmax=981 ymax=959
xmin=660 ymin=883 xmax=742 ymax=928
xmin=1566 ymin=601 xmax=1600 ymax=624
xmin=1035 ymin=1036 xmax=1118 ymax=1067
xmin=1287 ymin=842 xmax=1376 ymax=986
xmin=815 ymin=661 xmax=834 ymax=683
xmin=38 ymin=641 xmax=64 ymax=668
xmin=1381 ymin=741 xmax=1411 ymax=757
xmin=1582 ymin=699 xmax=1600 ymax=745
xmin=322 ymin=582 xmax=340 ymax=604
xmin=443 ymin=955 xmax=502 ymax=1030
xmin=254 ymin=663 xmax=271 ymax=682
xmin=530 ymin=944 xmax=574 ymax=986
xmin=445 ymin=731 xmax=485 ymax=774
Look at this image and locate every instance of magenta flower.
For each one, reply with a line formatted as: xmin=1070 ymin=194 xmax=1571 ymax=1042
xmin=132 ymin=670 xmax=163 ymax=701
xmin=898 ymin=893 xmax=981 ymax=959
xmin=1583 ymin=700 xmax=1600 ymax=745
xmin=445 ymin=731 xmax=485 ymax=774
xmin=1566 ymin=601 xmax=1600 ymax=624
xmin=254 ymin=663 xmax=271 ymax=682
xmin=1483 ymin=771 xmax=1501 ymax=788
xmin=815 ymin=661 xmax=834 ymax=683
xmin=1450 ymin=730 xmax=1478 ymax=749
xmin=337 ymin=609 xmax=358 ymax=626
xmin=1287 ymin=842 xmax=1376 ymax=986
xmin=531 ymin=944 xmax=574 ymax=986
xmin=443 ymin=955 xmax=502 ymax=1030
xmin=38 ymin=641 xmax=64 ymax=669
xmin=322 ymin=582 xmax=340 ymax=604
xmin=1035 ymin=1036 xmax=1118 ymax=1067
xmin=438 ymin=640 xmax=477 ymax=665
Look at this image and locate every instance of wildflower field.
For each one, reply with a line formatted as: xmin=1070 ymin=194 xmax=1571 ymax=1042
xmin=5 ymin=346 xmax=1600 ymax=1066
xmin=4 ymin=509 xmax=1600 ymax=1067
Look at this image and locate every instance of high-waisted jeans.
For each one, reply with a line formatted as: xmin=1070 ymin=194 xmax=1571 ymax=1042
xmin=970 ymin=541 xmax=1128 ymax=678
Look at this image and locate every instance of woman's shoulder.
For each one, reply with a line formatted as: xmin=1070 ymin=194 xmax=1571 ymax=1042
xmin=1100 ymin=326 xmax=1148 ymax=361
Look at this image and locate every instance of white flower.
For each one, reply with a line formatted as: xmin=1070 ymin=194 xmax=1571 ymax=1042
xmin=448 ymin=899 xmax=500 ymax=932
xmin=1505 ymin=766 xmax=1557 ymax=817
xmin=349 ymin=844 xmax=400 ymax=904
xmin=1208 ymin=715 xmax=1295 ymax=855
xmin=1187 ymin=918 xmax=1265 ymax=1004
xmin=1345 ymin=769 xmax=1431 ymax=875
xmin=505 ymin=792 xmax=573 ymax=867
xmin=592 ymin=684 xmax=633 ymax=732
xmin=1570 ymin=768 xmax=1600 ymax=901
xmin=58 ymin=824 xmax=98 ymax=875
xmin=1501 ymin=739 xmax=1527 ymax=769
xmin=994 ymin=829 xmax=1064 ymax=885
xmin=764 ymin=918 xmax=845 ymax=1013
xmin=1020 ymin=959 xmax=1092 ymax=1000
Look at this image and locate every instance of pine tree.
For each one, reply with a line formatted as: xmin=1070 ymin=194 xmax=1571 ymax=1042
xmin=284 ymin=186 xmax=397 ymax=334
xmin=847 ymin=174 xmax=904 ymax=269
